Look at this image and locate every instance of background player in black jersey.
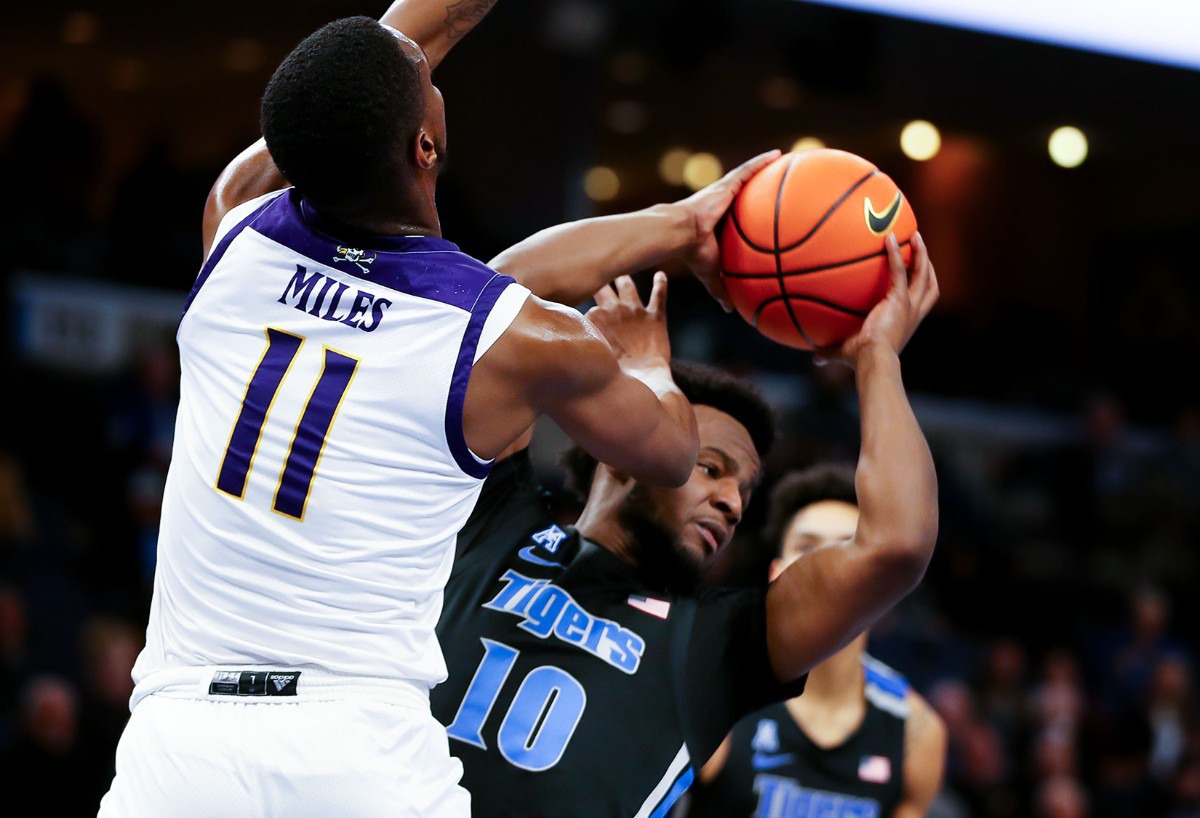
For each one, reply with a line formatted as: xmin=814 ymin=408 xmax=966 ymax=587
xmin=429 ymin=220 xmax=940 ymax=816
xmin=682 ymin=462 xmax=948 ymax=818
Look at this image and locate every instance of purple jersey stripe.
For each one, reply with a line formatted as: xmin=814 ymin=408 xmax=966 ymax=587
xmin=190 ymin=189 xmax=507 ymax=314
xmin=444 ymin=273 xmax=516 ymax=479
xmin=216 ymin=327 xmax=303 ymax=498
xmin=254 ymin=192 xmax=498 ymax=311
xmin=272 ymin=347 xmax=359 ymax=519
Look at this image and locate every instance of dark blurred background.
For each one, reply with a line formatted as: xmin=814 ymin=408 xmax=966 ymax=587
xmin=1 ymin=1 xmax=1198 ymax=816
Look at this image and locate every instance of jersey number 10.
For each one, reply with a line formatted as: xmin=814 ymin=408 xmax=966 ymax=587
xmin=446 ymin=639 xmax=587 ymax=772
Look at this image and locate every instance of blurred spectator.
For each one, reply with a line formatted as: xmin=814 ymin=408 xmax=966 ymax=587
xmin=976 ymin=636 xmax=1032 ymax=760
xmin=931 ymin=676 xmax=1018 ymax=817
xmin=78 ymin=615 xmax=141 ymax=797
xmin=1085 ymin=704 xmax=1171 ymax=818
xmin=105 ymin=334 xmax=180 ymax=473
xmin=1167 ymin=750 xmax=1200 ymax=818
xmin=1030 ymin=648 xmax=1088 ymax=734
xmin=1031 ymin=724 xmax=1080 ymax=782
xmin=0 ymin=674 xmax=113 ymax=816
xmin=1089 ymin=583 xmax=1192 ymax=719
xmin=101 ymin=139 xmax=207 ymax=288
xmin=1035 ymin=774 xmax=1089 ymax=818
xmin=1145 ymin=654 xmax=1198 ymax=783
xmin=0 ymin=583 xmax=30 ymax=749
xmin=0 ymin=77 xmax=102 ymax=275
xmin=0 ymin=450 xmax=91 ymax=678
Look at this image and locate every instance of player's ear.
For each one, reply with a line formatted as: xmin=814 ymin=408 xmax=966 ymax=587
xmin=415 ymin=129 xmax=438 ymax=171
xmin=767 ymin=557 xmax=785 ymax=583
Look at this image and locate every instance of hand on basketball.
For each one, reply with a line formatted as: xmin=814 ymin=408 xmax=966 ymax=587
xmin=587 ymin=272 xmax=673 ymax=366
xmin=675 ymin=149 xmax=782 ymax=313
xmin=815 ymin=231 xmax=938 ymax=367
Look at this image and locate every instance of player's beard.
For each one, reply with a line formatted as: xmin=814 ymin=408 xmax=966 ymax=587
xmin=617 ymin=489 xmax=704 ymax=593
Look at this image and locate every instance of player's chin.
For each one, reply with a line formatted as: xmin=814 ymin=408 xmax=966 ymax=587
xmin=679 ymin=536 xmax=716 ymax=571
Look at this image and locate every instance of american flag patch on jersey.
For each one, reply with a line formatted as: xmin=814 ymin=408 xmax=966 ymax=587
xmin=858 ymin=755 xmax=892 ymax=783
xmin=627 ymin=594 xmax=671 ymax=619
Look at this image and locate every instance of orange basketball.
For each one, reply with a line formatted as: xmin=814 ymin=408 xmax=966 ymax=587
xmin=719 ymin=148 xmax=917 ymax=351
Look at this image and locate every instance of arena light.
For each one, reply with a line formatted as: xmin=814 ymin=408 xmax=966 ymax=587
xmin=1048 ymin=126 xmax=1088 ymax=168
xmin=658 ymin=148 xmax=690 ymax=185
xmin=899 ymin=120 xmax=941 ymax=161
xmin=583 ymin=166 xmax=620 ymax=201
xmin=794 ymin=0 xmax=1200 ymax=71
xmin=791 ymin=137 xmax=826 ymax=152
xmin=682 ymin=153 xmax=724 ymax=191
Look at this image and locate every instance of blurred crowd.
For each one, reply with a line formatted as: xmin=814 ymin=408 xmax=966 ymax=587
xmin=2 ymin=77 xmax=1199 ymax=817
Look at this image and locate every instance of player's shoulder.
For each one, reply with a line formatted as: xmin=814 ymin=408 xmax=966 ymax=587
xmin=862 ymin=653 xmax=912 ymax=719
xmin=903 ymin=686 xmax=946 ymax=738
xmin=208 ymin=188 xmax=290 ymax=254
xmin=493 ymin=296 xmax=615 ymax=379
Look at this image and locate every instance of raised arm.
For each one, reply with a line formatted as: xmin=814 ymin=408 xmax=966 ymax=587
xmin=381 ymin=0 xmax=498 ymax=68
xmin=765 ymin=231 xmax=940 ymax=681
xmin=488 ymin=151 xmax=781 ymax=309
xmin=201 ymin=0 xmax=500 ymax=257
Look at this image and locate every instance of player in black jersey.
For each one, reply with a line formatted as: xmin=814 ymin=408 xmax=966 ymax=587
xmin=682 ymin=463 xmax=948 ymax=818
xmin=431 ymin=219 xmax=940 ymax=816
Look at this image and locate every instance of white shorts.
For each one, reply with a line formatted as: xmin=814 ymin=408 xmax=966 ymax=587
xmin=97 ymin=667 xmax=469 ymax=818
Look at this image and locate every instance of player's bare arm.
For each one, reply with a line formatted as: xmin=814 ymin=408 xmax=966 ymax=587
xmin=201 ymin=0 xmax=500 ymax=257
xmin=894 ymin=690 xmax=948 ymax=818
xmin=764 ymin=231 xmax=940 ymax=681
xmin=383 ymin=0 xmax=499 ymax=67
xmin=464 ymin=275 xmax=698 ymax=487
xmin=696 ymin=735 xmax=732 ymax=786
xmin=488 ymin=151 xmax=780 ymax=309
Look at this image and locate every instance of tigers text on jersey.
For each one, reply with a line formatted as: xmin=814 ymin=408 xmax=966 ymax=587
xmin=133 ymin=189 xmax=529 ymax=693
xmin=431 ymin=451 xmax=807 ymax=818
xmin=686 ymin=655 xmax=910 ymax=818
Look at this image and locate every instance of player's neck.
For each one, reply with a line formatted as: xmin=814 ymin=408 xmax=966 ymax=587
xmin=785 ymin=646 xmax=868 ymax=747
xmin=796 ymin=633 xmax=864 ymax=705
xmin=334 ymin=209 xmax=442 ymax=238
xmin=576 ymin=481 xmax=692 ymax=590
xmin=314 ymin=185 xmax=442 ymax=238
xmin=798 ymin=641 xmax=866 ymax=705
xmin=576 ymin=471 xmax=636 ymax=554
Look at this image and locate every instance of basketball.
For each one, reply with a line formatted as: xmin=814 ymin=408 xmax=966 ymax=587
xmin=719 ymin=148 xmax=917 ymax=350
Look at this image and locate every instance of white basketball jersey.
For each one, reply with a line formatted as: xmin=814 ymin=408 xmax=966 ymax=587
xmin=133 ymin=189 xmax=529 ymax=689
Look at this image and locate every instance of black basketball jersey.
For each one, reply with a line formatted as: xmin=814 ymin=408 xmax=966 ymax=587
xmin=685 ymin=655 xmax=909 ymax=818
xmin=431 ymin=451 xmax=807 ymax=818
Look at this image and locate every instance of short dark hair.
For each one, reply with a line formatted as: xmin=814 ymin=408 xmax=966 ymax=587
xmin=260 ymin=16 xmax=425 ymax=212
xmin=561 ymin=360 xmax=776 ymax=501
xmin=764 ymin=461 xmax=858 ymax=556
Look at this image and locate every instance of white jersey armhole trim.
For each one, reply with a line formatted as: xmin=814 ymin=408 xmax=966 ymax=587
xmin=464 ymin=281 xmax=532 ymax=466
xmin=473 ymin=283 xmax=531 ymax=364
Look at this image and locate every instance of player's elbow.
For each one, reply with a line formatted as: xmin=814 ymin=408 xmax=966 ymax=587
xmin=866 ymin=489 xmax=939 ymax=578
xmin=631 ymin=437 xmax=699 ymax=488
xmin=862 ymin=521 xmax=938 ymax=596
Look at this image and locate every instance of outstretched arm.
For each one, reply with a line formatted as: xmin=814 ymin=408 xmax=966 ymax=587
xmin=765 ymin=232 xmax=941 ymax=681
xmin=894 ymin=690 xmax=949 ymax=818
xmin=465 ymin=273 xmax=697 ymax=485
xmin=201 ymin=0 xmax=500 ymax=257
xmin=488 ymin=150 xmax=780 ymax=310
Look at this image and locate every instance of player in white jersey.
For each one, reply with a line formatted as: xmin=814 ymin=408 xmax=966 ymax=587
xmin=97 ymin=1 xmax=713 ymax=815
